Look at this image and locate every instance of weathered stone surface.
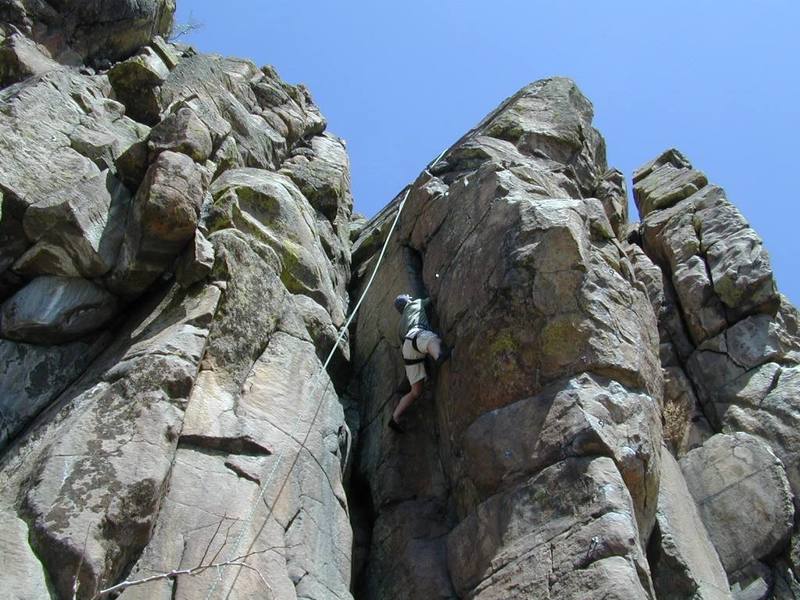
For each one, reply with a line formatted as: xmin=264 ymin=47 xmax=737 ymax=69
xmin=3 ymin=12 xmax=799 ymax=598
xmin=633 ymin=149 xmax=708 ymax=217
xmin=351 ymin=78 xmax=662 ymax=599
xmin=0 ymin=70 xmax=139 ymax=210
xmin=281 ymin=133 xmax=352 ymax=222
xmin=208 ymin=168 xmax=346 ymax=325
xmin=108 ymin=46 xmax=170 ymax=124
xmin=650 ymin=446 xmax=731 ymax=600
xmin=0 ymin=335 xmax=107 ymax=450
xmin=0 ymin=510 xmax=51 ymax=600
xmin=1 ymin=275 xmax=118 ymax=343
xmin=0 ymin=30 xmax=59 ymax=87
xmin=2 ymin=0 xmax=175 ymax=64
xmin=595 ymin=167 xmax=628 ymax=239
xmin=148 ymin=105 xmax=213 ymax=162
xmin=15 ymin=170 xmax=130 ymax=278
xmin=125 ymin=332 xmax=351 ymax=600
xmin=447 ymin=457 xmax=653 ymax=599
xmin=639 ymin=161 xmax=778 ymax=344
xmin=175 ymin=228 xmax=214 ymax=287
xmin=0 ymin=24 xmax=354 ymax=599
xmin=461 ymin=373 xmax=661 ymax=543
xmin=680 ymin=433 xmax=794 ymax=582
xmin=0 ymin=283 xmax=219 ymax=599
xmin=109 ymin=150 xmax=205 ymax=297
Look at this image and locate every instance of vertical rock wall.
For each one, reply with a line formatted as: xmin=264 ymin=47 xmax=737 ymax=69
xmin=0 ymin=7 xmax=355 ymax=600
xmin=350 ymin=82 xmax=800 ymax=600
xmin=2 ymin=4 xmax=800 ymax=599
xmin=350 ymin=78 xmax=665 ymax=599
xmin=632 ymin=149 xmax=800 ymax=596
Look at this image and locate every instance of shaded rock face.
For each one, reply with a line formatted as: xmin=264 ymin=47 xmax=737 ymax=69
xmin=1 ymin=8 xmax=799 ymax=600
xmin=0 ymin=16 xmax=354 ymax=600
xmin=0 ymin=0 xmax=175 ymax=65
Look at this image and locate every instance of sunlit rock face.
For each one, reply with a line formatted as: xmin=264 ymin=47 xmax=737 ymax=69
xmin=349 ymin=78 xmax=799 ymax=599
xmin=350 ymin=78 xmax=664 ymax=599
xmin=0 ymin=6 xmax=354 ymax=599
xmin=1 ymin=4 xmax=799 ymax=600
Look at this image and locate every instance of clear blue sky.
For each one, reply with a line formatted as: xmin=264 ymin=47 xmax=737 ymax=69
xmin=176 ymin=1 xmax=798 ymax=305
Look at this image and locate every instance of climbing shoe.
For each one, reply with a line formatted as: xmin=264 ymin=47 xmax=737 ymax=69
xmin=435 ymin=345 xmax=452 ymax=365
xmin=388 ymin=417 xmax=405 ymax=434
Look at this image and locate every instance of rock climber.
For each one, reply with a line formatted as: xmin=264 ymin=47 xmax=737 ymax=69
xmin=388 ymin=294 xmax=451 ymax=433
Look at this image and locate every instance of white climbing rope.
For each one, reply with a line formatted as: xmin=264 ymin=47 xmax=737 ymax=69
xmin=205 ymin=172 xmax=425 ymax=599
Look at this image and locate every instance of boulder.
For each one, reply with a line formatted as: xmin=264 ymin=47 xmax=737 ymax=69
xmin=447 ymin=457 xmax=653 ymax=599
xmin=108 ymin=46 xmax=170 ymax=124
xmin=0 ymin=30 xmax=59 ymax=87
xmin=148 ymin=106 xmax=213 ymax=162
xmin=208 ymin=168 xmax=346 ymax=325
xmin=638 ymin=158 xmax=778 ymax=344
xmin=280 ymin=133 xmax=352 ymax=222
xmin=14 ymin=170 xmax=130 ymax=279
xmin=680 ymin=433 xmax=794 ymax=582
xmin=460 ymin=373 xmax=661 ymax=543
xmin=0 ymin=276 xmax=118 ymax=344
xmin=633 ymin=149 xmax=707 ymax=217
xmin=108 ymin=151 xmax=205 ymax=297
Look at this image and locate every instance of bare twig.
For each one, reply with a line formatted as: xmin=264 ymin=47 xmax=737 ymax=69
xmin=92 ymin=549 xmax=275 ymax=599
xmin=199 ymin=513 xmax=228 ymax=566
xmin=169 ymin=12 xmax=204 ymax=41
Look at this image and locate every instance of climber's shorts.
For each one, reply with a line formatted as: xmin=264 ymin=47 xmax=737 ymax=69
xmin=402 ymin=329 xmax=439 ymax=385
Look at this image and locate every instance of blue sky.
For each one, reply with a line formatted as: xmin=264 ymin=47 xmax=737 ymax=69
xmin=176 ymin=1 xmax=798 ymax=305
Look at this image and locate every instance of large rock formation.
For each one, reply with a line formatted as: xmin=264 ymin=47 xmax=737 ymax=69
xmin=349 ymin=77 xmax=663 ymax=600
xmin=0 ymin=3 xmax=354 ymax=599
xmin=1 ymin=3 xmax=799 ymax=600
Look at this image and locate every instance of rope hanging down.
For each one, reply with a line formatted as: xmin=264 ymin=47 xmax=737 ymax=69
xmin=206 ymin=147 xmax=449 ymax=599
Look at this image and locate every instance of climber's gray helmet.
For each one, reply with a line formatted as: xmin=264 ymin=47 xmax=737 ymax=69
xmin=394 ymin=294 xmax=411 ymax=313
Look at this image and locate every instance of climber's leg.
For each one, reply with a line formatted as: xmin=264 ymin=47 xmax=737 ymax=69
xmin=393 ymin=380 xmax=423 ymax=422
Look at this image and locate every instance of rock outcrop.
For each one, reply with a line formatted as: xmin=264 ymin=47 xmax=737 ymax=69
xmin=0 ymin=3 xmax=354 ymax=599
xmin=1 ymin=4 xmax=799 ymax=600
xmin=349 ymin=78 xmax=663 ymax=599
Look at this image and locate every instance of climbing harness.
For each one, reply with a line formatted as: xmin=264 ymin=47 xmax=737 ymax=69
xmin=404 ymin=329 xmax=423 ymax=353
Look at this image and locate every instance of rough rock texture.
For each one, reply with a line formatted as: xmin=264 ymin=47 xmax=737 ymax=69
xmin=2 ymin=6 xmax=799 ymax=600
xmin=0 ymin=11 xmax=354 ymax=600
xmin=632 ymin=146 xmax=800 ymax=595
xmin=650 ymin=446 xmax=731 ymax=600
xmin=0 ymin=0 xmax=175 ymax=65
xmin=350 ymin=78 xmax=663 ymax=599
xmin=681 ymin=433 xmax=794 ymax=582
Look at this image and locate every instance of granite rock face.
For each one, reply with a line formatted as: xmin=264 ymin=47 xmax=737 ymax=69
xmin=350 ymin=78 xmax=663 ymax=599
xmin=2 ymin=6 xmax=799 ymax=600
xmin=0 ymin=14 xmax=354 ymax=600
xmin=0 ymin=0 xmax=175 ymax=65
